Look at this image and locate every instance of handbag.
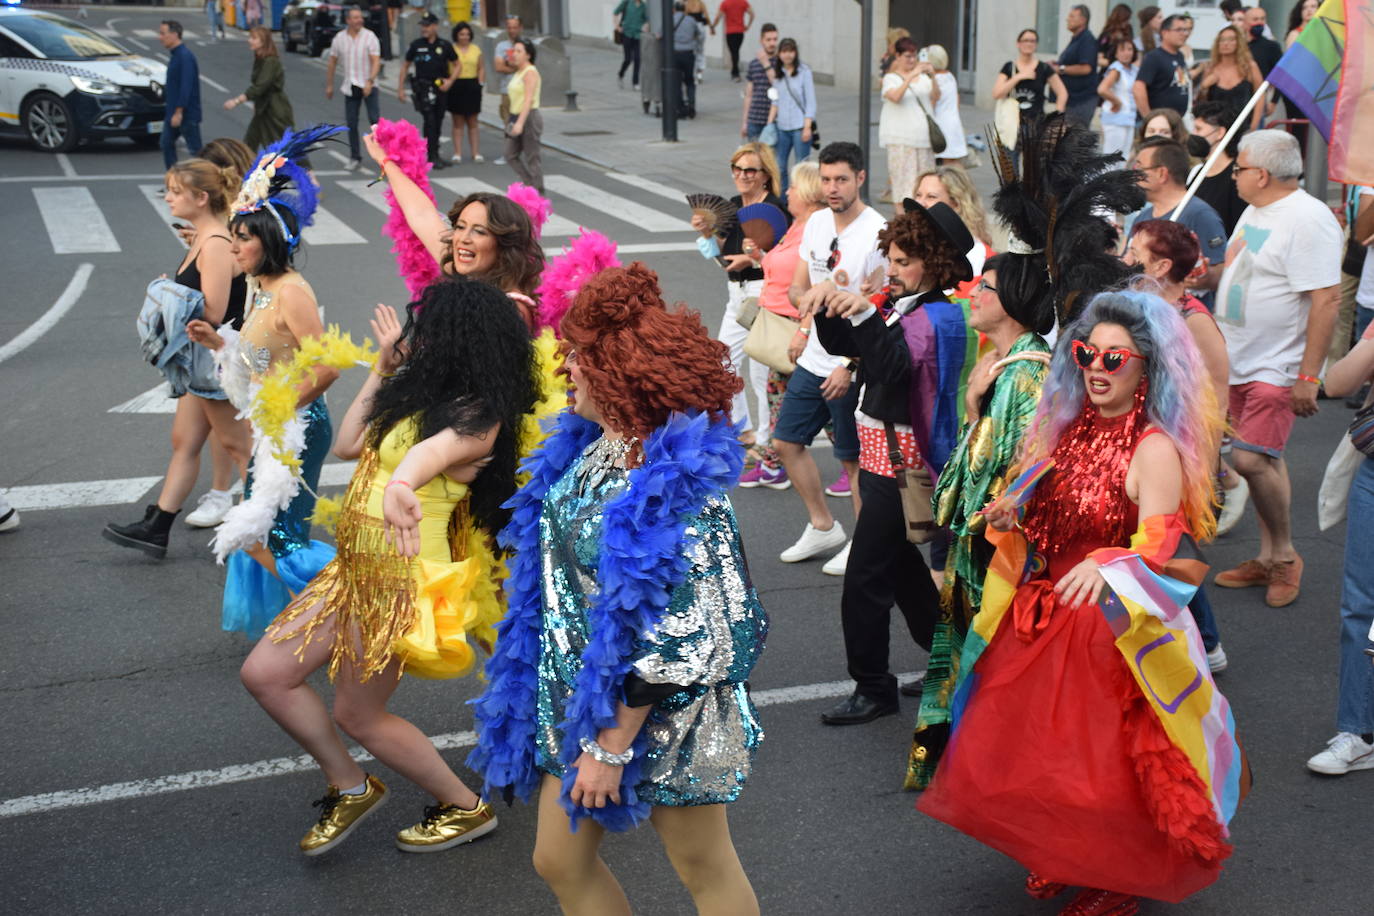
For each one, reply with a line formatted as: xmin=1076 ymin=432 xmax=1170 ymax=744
xmin=884 ymin=422 xmax=938 ymax=544
xmin=916 ymin=90 xmax=947 ymax=155
xmin=613 ymin=28 xmax=624 ymax=46
xmin=734 ymin=295 xmax=761 ymax=330
xmin=759 ymin=121 xmax=779 ymax=145
xmin=743 ymin=307 xmax=799 ymax=374
xmin=1349 ymin=401 xmax=1374 ymax=457
xmin=809 ymin=118 xmax=821 ymax=150
xmin=1319 ymin=434 xmax=1363 ymax=530
xmin=993 ymin=96 xmax=1020 ymax=149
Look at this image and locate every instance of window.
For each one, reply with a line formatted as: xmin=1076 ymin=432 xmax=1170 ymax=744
xmin=1036 ymin=0 xmax=1060 ymax=55
xmin=1 ymin=13 xmax=128 ymax=61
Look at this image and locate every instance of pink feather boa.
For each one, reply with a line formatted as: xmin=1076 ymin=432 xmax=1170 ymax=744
xmin=505 ymin=182 xmax=553 ymax=239
xmin=536 ymin=229 xmax=622 ymax=332
xmin=375 ymin=118 xmax=440 ymax=300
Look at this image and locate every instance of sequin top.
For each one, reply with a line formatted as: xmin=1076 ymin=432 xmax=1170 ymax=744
xmin=534 ymin=437 xmax=768 ymax=806
xmin=239 ymin=276 xmax=316 ymax=379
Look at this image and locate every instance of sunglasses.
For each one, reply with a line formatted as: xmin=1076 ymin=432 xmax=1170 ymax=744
xmin=1071 ymin=339 xmax=1145 ymax=375
xmin=826 ymin=236 xmax=840 ymax=271
xmin=731 ymin=164 xmax=761 ymax=178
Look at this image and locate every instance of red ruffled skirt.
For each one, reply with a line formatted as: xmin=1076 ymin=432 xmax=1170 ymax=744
xmin=918 ymin=560 xmax=1230 ymax=903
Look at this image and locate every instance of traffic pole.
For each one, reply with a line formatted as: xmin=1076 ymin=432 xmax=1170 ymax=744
xmin=858 ymin=0 xmax=872 ymax=202
xmin=661 ymin=0 xmax=678 ymax=141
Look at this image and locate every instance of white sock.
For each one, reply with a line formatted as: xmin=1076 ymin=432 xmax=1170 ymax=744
xmin=209 ymin=488 xmax=230 ymax=498
xmin=341 ymin=780 xmax=368 ymax=795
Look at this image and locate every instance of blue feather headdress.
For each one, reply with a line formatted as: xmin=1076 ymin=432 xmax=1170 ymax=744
xmin=232 ymin=124 xmax=345 ymax=250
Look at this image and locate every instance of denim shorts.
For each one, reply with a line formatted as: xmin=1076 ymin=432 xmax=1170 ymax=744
xmin=772 ymin=365 xmax=860 ymax=460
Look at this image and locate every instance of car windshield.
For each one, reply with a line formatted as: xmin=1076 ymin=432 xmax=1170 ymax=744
xmin=3 ymin=13 xmax=128 ymax=60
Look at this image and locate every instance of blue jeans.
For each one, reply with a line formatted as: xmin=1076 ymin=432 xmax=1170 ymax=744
xmin=1188 ymin=584 xmax=1221 ymax=653
xmin=773 ymin=128 xmax=805 ymax=192
xmin=205 ymin=1 xmax=224 ymax=38
xmin=745 ymin=121 xmax=765 ymax=142
xmin=1355 ymin=305 xmax=1374 ymax=342
xmin=161 ymin=118 xmax=202 ymax=168
xmin=1337 ymin=457 xmax=1374 ymax=734
xmin=343 ymin=86 xmax=381 ymax=161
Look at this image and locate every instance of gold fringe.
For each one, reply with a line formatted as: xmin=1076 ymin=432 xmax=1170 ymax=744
xmin=271 ymin=447 xmax=418 ymax=683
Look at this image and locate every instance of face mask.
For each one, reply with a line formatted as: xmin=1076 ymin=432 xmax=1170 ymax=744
xmin=1250 ymin=24 xmax=1265 ymax=39
xmin=1187 ymin=134 xmax=1212 ymax=157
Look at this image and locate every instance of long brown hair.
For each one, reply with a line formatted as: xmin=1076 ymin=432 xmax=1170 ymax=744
xmin=1209 ymin=25 xmax=1255 ymax=80
xmin=442 ymin=192 xmax=545 ymax=297
xmin=1137 ymin=5 xmax=1161 ymax=51
xmin=249 ymin=25 xmax=277 ymax=58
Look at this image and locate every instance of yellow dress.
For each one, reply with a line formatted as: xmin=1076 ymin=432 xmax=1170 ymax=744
xmin=270 ymin=416 xmax=503 ymax=682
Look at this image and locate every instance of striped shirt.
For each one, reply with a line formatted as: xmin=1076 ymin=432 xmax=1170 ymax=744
xmin=329 ymin=27 xmax=380 ymax=91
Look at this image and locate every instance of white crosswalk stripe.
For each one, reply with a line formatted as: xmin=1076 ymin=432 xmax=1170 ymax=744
xmin=430 ymin=176 xmax=581 ymax=237
xmin=33 ymin=187 xmax=119 ymax=254
xmin=336 ymin=179 xmax=392 ymax=214
xmin=603 ymin=171 xmax=688 ymax=204
xmin=544 ymin=174 xmax=693 ymax=232
xmin=303 ymin=204 xmax=368 ymax=245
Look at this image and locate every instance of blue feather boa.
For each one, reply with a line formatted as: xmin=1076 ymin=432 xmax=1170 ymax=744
xmin=468 ymin=408 xmax=744 ymax=831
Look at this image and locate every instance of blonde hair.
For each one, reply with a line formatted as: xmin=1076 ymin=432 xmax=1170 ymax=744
xmin=731 ymin=141 xmax=782 ymax=196
xmin=789 ymin=160 xmax=823 ymax=206
xmin=925 ymin=44 xmax=949 ymax=71
xmin=166 ymin=158 xmax=238 ymax=216
xmin=885 ymin=27 xmax=911 ymax=49
xmin=915 ymin=165 xmax=990 ymax=246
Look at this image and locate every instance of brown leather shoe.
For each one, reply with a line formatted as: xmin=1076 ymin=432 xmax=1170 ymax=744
xmin=1265 ymin=555 xmax=1303 ymax=607
xmin=1214 ymin=558 xmax=1270 ymax=588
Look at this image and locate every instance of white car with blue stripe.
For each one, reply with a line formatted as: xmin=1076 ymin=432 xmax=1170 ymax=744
xmin=0 ymin=7 xmax=167 ymax=152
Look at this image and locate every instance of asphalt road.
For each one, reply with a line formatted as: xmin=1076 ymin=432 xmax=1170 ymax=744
xmin=1 ymin=9 xmax=1371 ymax=915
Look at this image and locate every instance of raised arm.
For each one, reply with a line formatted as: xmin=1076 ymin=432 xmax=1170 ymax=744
xmin=363 ymin=127 xmax=450 ymax=264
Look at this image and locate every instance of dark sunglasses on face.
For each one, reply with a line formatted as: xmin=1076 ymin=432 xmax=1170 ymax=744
xmin=1071 ymin=339 xmax=1146 ymax=375
xmin=731 ymin=164 xmax=761 ymax=177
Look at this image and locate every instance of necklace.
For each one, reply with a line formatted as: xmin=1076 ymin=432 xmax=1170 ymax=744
xmin=578 ymin=435 xmax=636 ymax=495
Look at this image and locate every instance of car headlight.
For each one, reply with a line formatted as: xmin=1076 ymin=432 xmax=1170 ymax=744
xmin=70 ymin=75 xmax=123 ymax=96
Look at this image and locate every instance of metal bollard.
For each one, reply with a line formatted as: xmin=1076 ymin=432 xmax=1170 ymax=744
xmin=565 ymin=91 xmax=579 ymax=112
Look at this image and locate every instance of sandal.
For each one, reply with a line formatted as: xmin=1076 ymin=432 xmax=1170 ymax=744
xmin=1059 ymin=888 xmax=1140 ymax=916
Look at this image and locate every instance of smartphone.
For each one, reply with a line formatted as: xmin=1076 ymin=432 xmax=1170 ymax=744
xmin=715 ymin=255 xmax=731 ymax=267
xmin=918 ymin=48 xmax=929 ymax=62
xmin=172 ymin=223 xmax=190 ymax=232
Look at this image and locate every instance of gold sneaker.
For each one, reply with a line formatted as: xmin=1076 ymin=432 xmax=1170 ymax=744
xmin=395 ymin=800 xmax=498 ymax=853
xmin=298 ymin=774 xmax=389 ymax=856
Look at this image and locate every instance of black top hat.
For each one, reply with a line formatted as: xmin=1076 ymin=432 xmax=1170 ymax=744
xmin=900 ymin=199 xmax=974 ymax=283
xmin=418 ymin=12 xmax=439 ymax=25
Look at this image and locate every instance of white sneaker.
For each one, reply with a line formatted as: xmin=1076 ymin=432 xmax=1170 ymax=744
xmin=185 ymin=490 xmax=233 ymax=528
xmin=780 ymin=521 xmax=846 ymax=563
xmin=1215 ymin=475 xmax=1249 ymax=536
xmin=0 ymin=506 xmax=18 ymax=532
xmin=1306 ymin=732 xmax=1374 ymax=775
xmin=473 ymin=154 xmax=485 ymax=163
xmin=821 ymin=540 xmax=851 ymax=576
xmin=1206 ymin=643 xmax=1228 ymax=673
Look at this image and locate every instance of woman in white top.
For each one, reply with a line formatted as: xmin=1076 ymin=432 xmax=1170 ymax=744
xmin=1097 ymin=37 xmax=1140 ymax=163
xmin=880 ymin=36 xmax=937 ymax=205
xmin=925 ymin=44 xmax=966 ymax=163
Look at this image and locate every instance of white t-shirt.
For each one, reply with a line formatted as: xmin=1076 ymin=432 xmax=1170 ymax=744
xmin=1217 ymin=189 xmax=1342 ymax=386
xmin=1356 ymin=186 xmax=1374 ymax=310
xmin=879 ymin=71 xmax=932 ymax=148
xmin=796 ymin=204 xmax=888 ymax=377
xmin=931 ymin=71 xmax=967 ymax=158
xmin=329 ymin=28 xmax=381 ymax=92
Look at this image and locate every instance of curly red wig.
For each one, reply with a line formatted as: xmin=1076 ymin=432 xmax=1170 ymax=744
xmin=560 ymin=263 xmax=742 ymax=450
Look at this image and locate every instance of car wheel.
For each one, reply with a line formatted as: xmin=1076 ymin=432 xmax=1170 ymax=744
xmin=23 ymin=92 xmax=79 ymax=152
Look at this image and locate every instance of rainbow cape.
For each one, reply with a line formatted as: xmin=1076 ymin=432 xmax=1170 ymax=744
xmin=902 ymin=297 xmax=980 ymax=478
xmin=951 ymin=506 xmax=1245 ymax=835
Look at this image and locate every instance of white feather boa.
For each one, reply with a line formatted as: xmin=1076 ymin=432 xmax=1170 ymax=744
xmin=209 ymin=326 xmax=310 ymax=563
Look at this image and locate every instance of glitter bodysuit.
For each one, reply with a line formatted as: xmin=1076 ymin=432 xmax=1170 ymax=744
xmin=534 ymin=436 xmax=768 ymax=806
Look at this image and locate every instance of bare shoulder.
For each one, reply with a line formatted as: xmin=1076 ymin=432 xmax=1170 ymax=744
xmin=1133 ymin=428 xmax=1181 ymax=466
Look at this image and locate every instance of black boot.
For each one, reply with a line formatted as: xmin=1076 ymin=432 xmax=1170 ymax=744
xmin=102 ymin=504 xmax=177 ymax=559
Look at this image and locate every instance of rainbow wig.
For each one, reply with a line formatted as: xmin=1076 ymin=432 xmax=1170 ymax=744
xmin=1018 ymin=288 xmax=1222 ymax=539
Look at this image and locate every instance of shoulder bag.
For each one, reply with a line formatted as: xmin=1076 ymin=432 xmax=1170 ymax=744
xmin=743 ymin=307 xmax=799 ymax=374
xmin=914 ymin=82 xmax=947 ymax=155
xmin=884 ymin=422 xmax=938 ymax=544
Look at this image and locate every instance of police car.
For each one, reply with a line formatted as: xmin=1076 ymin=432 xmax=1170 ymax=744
xmin=0 ymin=7 xmax=167 ymax=152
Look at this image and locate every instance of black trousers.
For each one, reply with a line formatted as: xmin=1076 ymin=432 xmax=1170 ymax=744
xmin=619 ymin=36 xmax=641 ymax=84
xmin=417 ymin=96 xmax=445 ymax=160
xmin=841 ymin=470 xmax=940 ymax=705
xmin=726 ymin=31 xmax=744 ymax=77
xmin=673 ymin=49 xmax=696 ymax=112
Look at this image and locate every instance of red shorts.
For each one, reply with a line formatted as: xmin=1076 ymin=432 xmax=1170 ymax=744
xmin=1228 ymin=381 xmax=1296 ymax=458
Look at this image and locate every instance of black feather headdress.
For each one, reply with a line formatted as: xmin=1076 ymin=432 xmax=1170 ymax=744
xmin=989 ymin=113 xmax=1145 ymax=325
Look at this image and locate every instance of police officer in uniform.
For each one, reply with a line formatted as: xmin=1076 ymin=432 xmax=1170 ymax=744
xmin=399 ymin=13 xmax=457 ymax=168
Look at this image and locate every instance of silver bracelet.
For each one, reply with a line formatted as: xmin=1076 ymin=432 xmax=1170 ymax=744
xmin=579 ymin=736 xmax=634 ymax=767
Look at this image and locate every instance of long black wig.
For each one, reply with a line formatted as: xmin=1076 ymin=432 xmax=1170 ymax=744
xmin=365 ymin=278 xmax=541 ymax=542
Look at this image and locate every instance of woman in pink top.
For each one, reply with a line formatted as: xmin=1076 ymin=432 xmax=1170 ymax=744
xmin=739 ymin=160 xmax=826 ymax=488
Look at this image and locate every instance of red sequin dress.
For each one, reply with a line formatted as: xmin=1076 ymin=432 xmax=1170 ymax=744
xmin=919 ymin=400 xmax=1230 ymax=903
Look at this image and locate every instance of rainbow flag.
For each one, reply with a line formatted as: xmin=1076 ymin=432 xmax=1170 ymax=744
xmin=1267 ymin=0 xmax=1346 ymax=139
xmin=1330 ymin=1 xmax=1374 ymax=184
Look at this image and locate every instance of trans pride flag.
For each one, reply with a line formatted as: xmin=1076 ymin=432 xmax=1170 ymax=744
xmin=1268 ymin=0 xmax=1374 ymax=185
